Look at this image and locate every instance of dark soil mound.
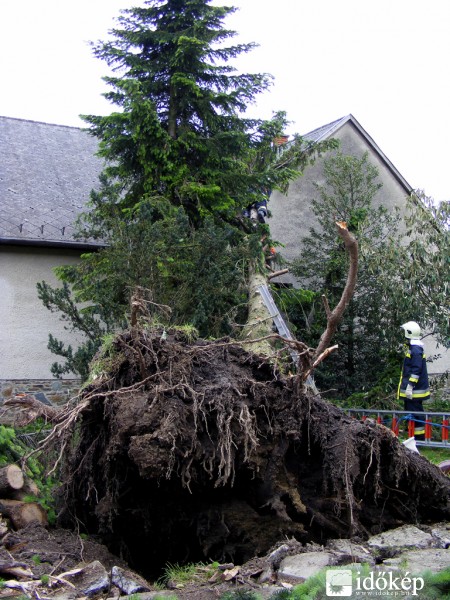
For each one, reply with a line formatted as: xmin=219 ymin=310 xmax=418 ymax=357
xmin=55 ymin=328 xmax=450 ymax=579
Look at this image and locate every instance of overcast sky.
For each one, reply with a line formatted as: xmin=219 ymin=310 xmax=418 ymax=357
xmin=1 ymin=0 xmax=449 ymax=202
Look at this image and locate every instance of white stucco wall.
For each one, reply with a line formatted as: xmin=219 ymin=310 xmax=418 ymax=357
xmin=0 ymin=246 xmax=84 ymax=379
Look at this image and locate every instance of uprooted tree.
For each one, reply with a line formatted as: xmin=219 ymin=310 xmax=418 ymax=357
xmin=20 ymin=325 xmax=449 ymax=580
xmin=19 ymin=221 xmax=450 ymax=579
xmin=28 ymin=0 xmax=449 ymax=579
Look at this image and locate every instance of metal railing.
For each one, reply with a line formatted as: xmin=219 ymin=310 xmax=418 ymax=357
xmin=347 ymin=408 xmax=450 ymax=448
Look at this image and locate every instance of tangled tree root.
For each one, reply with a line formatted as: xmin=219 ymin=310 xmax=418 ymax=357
xmin=49 ymin=328 xmax=449 ymax=578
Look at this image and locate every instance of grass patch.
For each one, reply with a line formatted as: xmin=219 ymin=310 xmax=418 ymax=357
xmin=418 ymin=446 xmax=450 ymax=465
xmin=159 ymin=561 xmax=220 ymax=588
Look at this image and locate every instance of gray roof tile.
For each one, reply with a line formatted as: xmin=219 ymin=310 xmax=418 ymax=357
xmin=0 ymin=116 xmax=104 ymax=246
xmin=302 ymin=115 xmax=349 ymax=143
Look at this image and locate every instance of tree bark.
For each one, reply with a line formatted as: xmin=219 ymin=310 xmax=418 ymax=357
xmin=3 ymin=395 xmax=61 ymax=425
xmin=0 ymin=499 xmax=48 ymax=530
xmin=0 ymin=465 xmax=24 ymax=495
xmin=241 ymin=265 xmax=274 ymax=357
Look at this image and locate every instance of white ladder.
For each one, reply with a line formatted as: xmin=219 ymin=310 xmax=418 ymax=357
xmin=257 ymin=284 xmax=318 ymax=392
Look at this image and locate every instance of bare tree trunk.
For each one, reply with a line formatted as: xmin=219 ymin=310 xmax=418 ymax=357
xmin=168 ymin=81 xmax=177 ymax=139
xmin=241 ymin=262 xmax=274 ymax=357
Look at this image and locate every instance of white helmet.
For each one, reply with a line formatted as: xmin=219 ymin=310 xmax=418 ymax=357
xmin=400 ymin=321 xmax=421 ymax=340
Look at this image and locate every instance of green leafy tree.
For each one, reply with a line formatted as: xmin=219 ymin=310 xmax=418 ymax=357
xmin=39 ymin=0 xmax=336 ymax=379
xmin=401 ymin=191 xmax=449 ymax=347
xmin=290 ymin=151 xmax=449 ymax=399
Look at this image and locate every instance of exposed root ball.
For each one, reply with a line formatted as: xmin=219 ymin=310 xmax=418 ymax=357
xmin=58 ymin=329 xmax=450 ymax=578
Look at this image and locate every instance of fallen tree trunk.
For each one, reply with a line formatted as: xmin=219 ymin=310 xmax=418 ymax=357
xmin=2 ymin=396 xmax=61 ymax=425
xmin=46 ymin=328 xmax=450 ymax=579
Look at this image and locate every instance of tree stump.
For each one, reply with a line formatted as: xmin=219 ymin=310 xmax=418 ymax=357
xmin=0 ymin=499 xmax=48 ymax=530
xmin=0 ymin=465 xmax=24 ymax=495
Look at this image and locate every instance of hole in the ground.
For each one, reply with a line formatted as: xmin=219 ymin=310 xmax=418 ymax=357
xmin=78 ymin=444 xmax=337 ymax=581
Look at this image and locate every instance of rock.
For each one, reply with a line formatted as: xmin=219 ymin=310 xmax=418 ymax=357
xmin=368 ymin=525 xmax=432 ymax=552
xmin=267 ymin=543 xmax=290 ymax=567
xmin=278 ymin=551 xmax=335 ymax=581
xmin=257 ymin=565 xmax=274 ymax=583
xmin=45 ymin=592 xmax=78 ymax=600
xmin=382 ymin=548 xmax=450 ymax=573
xmin=62 ymin=561 xmax=110 ymax=597
xmin=327 ymin=539 xmax=376 ymax=565
xmin=111 ymin=565 xmax=151 ymax=594
xmin=431 ymin=523 xmax=450 ymax=549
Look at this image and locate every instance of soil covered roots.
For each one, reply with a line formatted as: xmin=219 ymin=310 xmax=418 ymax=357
xmin=55 ymin=328 xmax=450 ymax=579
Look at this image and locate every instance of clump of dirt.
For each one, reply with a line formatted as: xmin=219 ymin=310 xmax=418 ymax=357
xmin=0 ymin=521 xmax=127 ymax=576
xmin=49 ymin=328 xmax=449 ymax=580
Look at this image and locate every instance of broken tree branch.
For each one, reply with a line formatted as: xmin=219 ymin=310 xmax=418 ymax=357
xmin=302 ymin=344 xmax=339 ymax=382
xmin=321 ymin=295 xmax=331 ymax=318
xmin=314 ymin=222 xmax=358 ymax=360
xmin=267 ymin=269 xmax=289 ymax=280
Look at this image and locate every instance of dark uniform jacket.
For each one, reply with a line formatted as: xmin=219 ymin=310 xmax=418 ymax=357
xmin=397 ymin=340 xmax=430 ymax=401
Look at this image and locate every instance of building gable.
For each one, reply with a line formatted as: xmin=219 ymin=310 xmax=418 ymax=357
xmin=269 ymin=114 xmax=412 ymax=278
xmin=303 ymin=114 xmax=412 ymax=193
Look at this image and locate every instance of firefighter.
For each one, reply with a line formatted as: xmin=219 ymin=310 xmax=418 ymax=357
xmin=398 ymin=321 xmax=430 ymax=440
xmin=242 ymin=198 xmax=268 ymax=224
xmin=254 ymin=198 xmax=268 ymax=223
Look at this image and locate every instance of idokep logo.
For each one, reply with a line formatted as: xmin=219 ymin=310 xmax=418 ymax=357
xmin=326 ymin=569 xmax=353 ymax=597
xmin=326 ymin=569 xmax=426 ymax=597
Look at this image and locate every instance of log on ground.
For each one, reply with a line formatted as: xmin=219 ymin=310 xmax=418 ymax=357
xmin=0 ymin=499 xmax=48 ymax=530
xmin=0 ymin=465 xmax=24 ymax=495
xmin=56 ymin=328 xmax=450 ymax=579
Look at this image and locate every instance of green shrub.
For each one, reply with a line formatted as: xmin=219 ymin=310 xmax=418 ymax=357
xmin=0 ymin=424 xmax=58 ymax=525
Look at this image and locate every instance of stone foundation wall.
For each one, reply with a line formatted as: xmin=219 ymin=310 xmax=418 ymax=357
xmin=0 ymin=379 xmax=81 ymax=407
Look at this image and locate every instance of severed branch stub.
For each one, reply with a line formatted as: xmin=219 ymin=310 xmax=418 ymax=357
xmin=311 ymin=221 xmax=358 ymax=365
xmin=302 ymin=344 xmax=339 ymax=382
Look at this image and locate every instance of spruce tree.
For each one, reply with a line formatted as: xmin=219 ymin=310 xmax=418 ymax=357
xmin=82 ymin=0 xmax=274 ymax=224
xmin=38 ymin=0 xmax=336 ymax=378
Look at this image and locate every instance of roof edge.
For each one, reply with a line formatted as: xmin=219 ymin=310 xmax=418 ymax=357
xmin=313 ymin=114 xmax=413 ymax=193
xmin=0 ymin=237 xmax=104 ymax=251
xmin=0 ymin=114 xmax=86 ymax=131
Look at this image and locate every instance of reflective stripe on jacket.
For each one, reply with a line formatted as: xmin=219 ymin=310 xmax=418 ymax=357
xmin=397 ymin=340 xmax=430 ymax=401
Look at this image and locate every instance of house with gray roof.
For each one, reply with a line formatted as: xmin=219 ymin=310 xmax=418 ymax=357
xmin=269 ymin=113 xmax=448 ymax=375
xmin=269 ymin=113 xmax=413 ymax=284
xmin=0 ymin=116 xmax=103 ymax=401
